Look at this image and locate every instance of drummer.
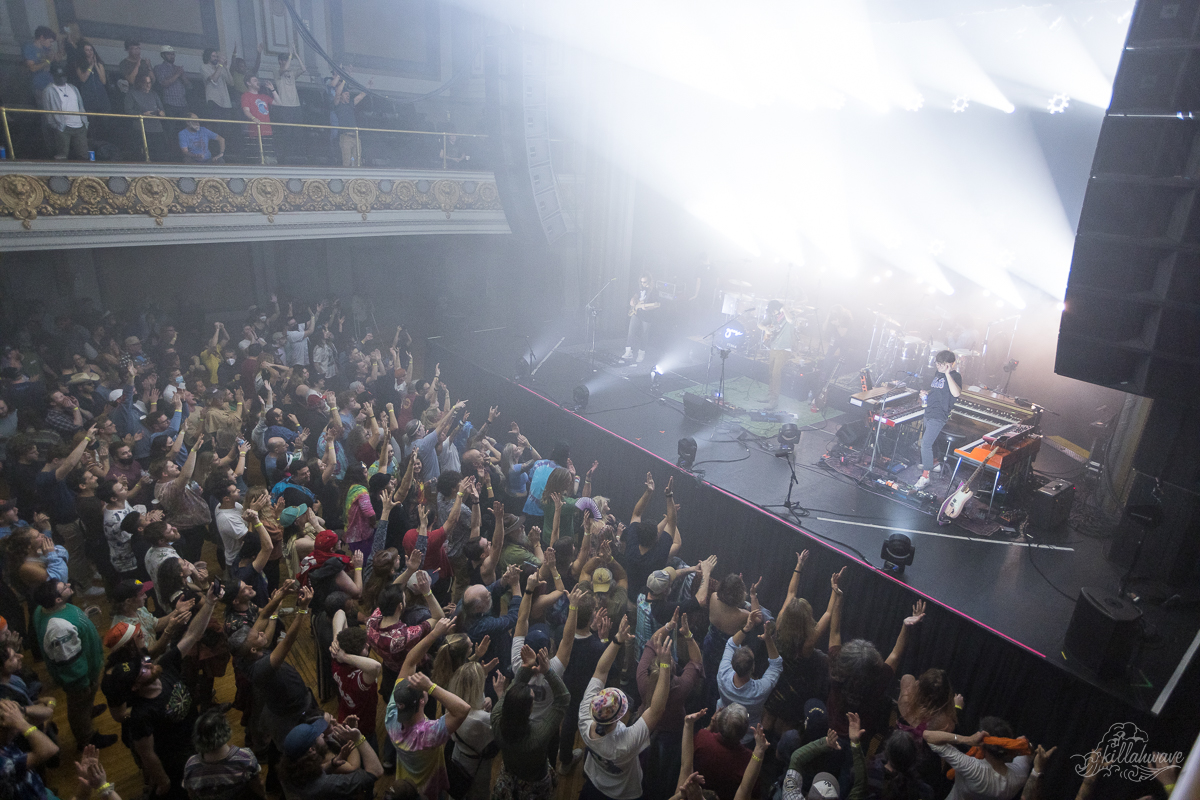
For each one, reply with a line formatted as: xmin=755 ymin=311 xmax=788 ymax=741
xmin=947 ymin=315 xmax=980 ymax=351
xmin=915 ymin=349 xmax=962 ymax=490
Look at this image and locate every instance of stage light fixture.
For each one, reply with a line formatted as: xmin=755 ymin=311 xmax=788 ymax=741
xmin=515 ymin=356 xmax=532 ymax=380
xmin=952 ymin=96 xmax=970 ymax=113
xmin=1056 ymin=301 xmax=1066 ymax=312
xmin=650 ymin=369 xmax=664 ymax=396
xmin=677 ymin=437 xmax=698 ymax=469
xmin=776 ymin=423 xmax=801 ymax=455
xmin=881 ymin=532 xmax=915 ymax=573
xmin=1048 ymin=93 xmax=1070 ymax=114
xmin=572 ymin=385 xmax=590 ymax=412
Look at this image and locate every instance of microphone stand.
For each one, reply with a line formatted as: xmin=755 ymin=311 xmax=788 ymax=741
xmin=701 ymin=314 xmax=749 ymax=398
xmin=585 ymin=278 xmax=616 ymax=372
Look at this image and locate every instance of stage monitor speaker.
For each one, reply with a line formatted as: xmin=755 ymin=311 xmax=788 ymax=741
xmin=1055 ymin=3 xmax=1200 ymax=407
xmin=683 ymin=394 xmax=722 ymax=423
xmin=483 ymin=34 xmax=568 ymax=245
xmin=1062 ymin=587 xmax=1142 ymax=679
xmin=836 ymin=419 xmax=869 ymax=447
xmin=1029 ymin=479 xmax=1074 ymax=530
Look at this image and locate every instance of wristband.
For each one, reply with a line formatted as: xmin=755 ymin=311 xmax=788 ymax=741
xmin=1163 ymin=784 xmax=1175 ymax=793
xmin=22 ymin=725 xmax=37 ymax=738
xmin=354 ymin=735 xmax=367 ymax=749
xmin=423 ymin=591 xmax=432 ymax=597
xmin=45 ymin=699 xmax=56 ymax=708
xmin=569 ymin=605 xmax=578 ymax=610
xmin=354 ymin=567 xmax=362 ymax=571
xmin=97 ymin=783 xmax=114 ymax=796
xmin=658 ymin=663 xmax=671 ymax=669
xmin=751 ymin=753 xmax=762 ymax=762
xmin=297 ymin=609 xmax=310 ymax=615
xmin=270 ymin=614 xmax=279 ymax=620
xmin=682 ymin=633 xmax=693 ymax=639
xmin=426 ymin=682 xmax=437 ymax=695
xmin=1030 ymin=770 xmax=1041 ymax=778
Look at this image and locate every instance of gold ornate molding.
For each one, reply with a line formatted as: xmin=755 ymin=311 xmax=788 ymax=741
xmin=0 ymin=173 xmax=502 ymax=229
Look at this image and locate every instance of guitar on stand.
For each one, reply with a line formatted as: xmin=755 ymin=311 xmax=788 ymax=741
xmin=937 ymin=441 xmax=1000 ymax=525
xmin=812 ymin=358 xmax=843 ymax=413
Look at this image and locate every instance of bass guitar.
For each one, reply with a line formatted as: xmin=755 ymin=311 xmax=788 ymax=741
xmin=936 ymin=441 xmax=1001 ymax=525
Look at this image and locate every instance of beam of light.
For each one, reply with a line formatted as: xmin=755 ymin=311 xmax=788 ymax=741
xmin=881 ymin=19 xmax=1015 ymax=113
xmin=956 ymin=7 xmax=1117 ymax=109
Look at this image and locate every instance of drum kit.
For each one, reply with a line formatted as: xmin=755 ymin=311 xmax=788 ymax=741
xmin=868 ymin=310 xmax=983 ymax=385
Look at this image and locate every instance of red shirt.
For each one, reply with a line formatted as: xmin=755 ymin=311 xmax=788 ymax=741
xmin=402 ymin=526 xmax=452 ymax=579
xmin=331 ymin=659 xmax=378 ymax=725
xmin=240 ymin=91 xmax=273 ymax=135
xmin=693 ymin=727 xmax=752 ymax=800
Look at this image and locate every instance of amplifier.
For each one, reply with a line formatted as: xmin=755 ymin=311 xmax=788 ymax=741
xmin=683 ymin=393 xmax=722 ymax=422
xmin=1030 ymin=479 xmax=1074 ymax=529
xmin=1063 ymin=587 xmax=1142 ymax=679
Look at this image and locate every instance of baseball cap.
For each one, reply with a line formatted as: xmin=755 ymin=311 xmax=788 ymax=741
xmin=524 ymin=623 xmax=552 ymax=654
xmin=160 ymin=45 xmax=175 ymax=53
xmin=808 ymin=773 xmax=839 ymax=800
xmin=124 ymin=336 xmax=140 ymax=347
xmin=646 ymin=566 xmax=677 ymax=595
xmin=111 ymin=579 xmax=153 ymax=603
xmin=279 ymin=504 xmax=307 ymax=527
xmin=589 ymin=686 xmax=628 ymax=725
xmin=282 ymin=717 xmax=329 ymax=760
xmin=592 ymin=567 xmax=613 ymax=594
xmin=108 ymin=389 xmax=125 ymax=403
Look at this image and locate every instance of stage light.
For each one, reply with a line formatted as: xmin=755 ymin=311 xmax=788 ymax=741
xmin=654 ymin=365 xmax=664 ymax=375
xmin=952 ymin=96 xmax=970 ymax=113
xmin=1056 ymin=301 xmax=1066 ymax=312
xmin=871 ymin=276 xmax=881 ymax=283
xmin=881 ymin=532 xmax=915 ymax=573
xmin=677 ymin=437 xmax=698 ymax=470
xmin=884 ymin=269 xmax=894 ymax=277
xmin=515 ymin=356 xmax=532 ymax=380
xmin=777 ymin=423 xmax=801 ymax=455
xmin=572 ymin=385 xmax=590 ymax=412
xmin=1048 ymin=93 xmax=1070 ymax=114
xmin=650 ymin=369 xmax=664 ymax=396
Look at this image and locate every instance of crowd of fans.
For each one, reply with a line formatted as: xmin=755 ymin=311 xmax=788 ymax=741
xmin=0 ymin=293 xmax=1185 ymax=800
xmin=19 ymin=24 xmax=476 ymax=167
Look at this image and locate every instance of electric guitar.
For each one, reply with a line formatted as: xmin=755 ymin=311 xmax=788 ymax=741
xmin=936 ymin=441 xmax=1001 ymax=525
xmin=813 ymin=358 xmax=843 ymax=411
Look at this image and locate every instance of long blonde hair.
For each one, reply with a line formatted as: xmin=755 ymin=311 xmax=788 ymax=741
xmin=776 ymin=597 xmax=817 ymax=658
xmin=448 ymin=662 xmax=486 ymax=710
xmin=431 ymin=633 xmax=472 ymax=687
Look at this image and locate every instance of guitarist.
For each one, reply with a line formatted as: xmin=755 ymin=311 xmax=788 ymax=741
xmin=758 ymin=299 xmax=797 ymax=410
xmin=621 ymin=273 xmax=660 ymax=364
xmin=914 ymin=350 xmax=961 ymax=490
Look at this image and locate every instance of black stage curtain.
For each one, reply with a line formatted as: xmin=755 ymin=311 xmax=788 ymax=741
xmin=431 ymin=341 xmax=1198 ymax=799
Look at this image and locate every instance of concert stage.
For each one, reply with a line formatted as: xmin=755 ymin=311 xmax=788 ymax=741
xmin=430 ymin=327 xmax=1199 ymax=728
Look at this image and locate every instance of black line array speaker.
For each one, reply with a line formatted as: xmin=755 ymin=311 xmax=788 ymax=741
xmin=483 ymin=34 xmax=568 ymax=244
xmin=1062 ymin=587 xmax=1143 ymax=679
xmin=1055 ymin=0 xmax=1200 ymax=406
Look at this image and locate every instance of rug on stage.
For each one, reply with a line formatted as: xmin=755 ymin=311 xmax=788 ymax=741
xmin=664 ymin=376 xmax=833 ymax=437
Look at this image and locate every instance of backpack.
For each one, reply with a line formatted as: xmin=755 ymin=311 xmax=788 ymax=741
xmin=42 ymin=616 xmax=82 ymax=664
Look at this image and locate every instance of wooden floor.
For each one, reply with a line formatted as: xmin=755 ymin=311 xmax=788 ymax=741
xmin=32 ymin=535 xmax=592 ymax=800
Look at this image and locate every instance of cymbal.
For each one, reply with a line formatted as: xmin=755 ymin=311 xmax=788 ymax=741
xmin=726 ymin=279 xmax=753 ymax=289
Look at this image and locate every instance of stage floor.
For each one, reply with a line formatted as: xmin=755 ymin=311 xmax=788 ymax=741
xmin=430 ymin=328 xmax=1199 ymax=714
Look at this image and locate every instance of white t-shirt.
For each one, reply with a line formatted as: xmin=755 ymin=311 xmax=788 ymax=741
xmin=450 ymin=709 xmax=494 ymax=800
xmin=579 ymin=677 xmax=650 ymax=800
xmin=144 ymin=545 xmax=179 ymax=604
xmin=50 ymin=84 xmax=84 ymax=127
xmin=214 ymin=503 xmax=249 ymax=568
xmin=511 ymin=635 xmax=566 ymax=722
xmin=284 ymin=329 xmax=309 ymax=366
xmin=931 ymin=743 xmax=1032 ymax=800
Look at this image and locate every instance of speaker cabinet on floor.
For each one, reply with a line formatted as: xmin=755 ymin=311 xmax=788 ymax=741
xmin=1063 ymin=587 xmax=1142 ymax=679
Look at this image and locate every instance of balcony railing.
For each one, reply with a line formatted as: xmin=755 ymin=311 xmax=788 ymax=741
xmin=0 ymin=106 xmax=488 ymax=170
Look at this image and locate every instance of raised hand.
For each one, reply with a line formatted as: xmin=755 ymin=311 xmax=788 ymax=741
xmin=414 ymin=570 xmax=432 ymax=596
xmin=684 ymin=707 xmax=708 ymax=726
xmin=825 ymin=727 xmax=842 ymax=750
xmin=492 ymin=672 xmax=508 ymax=697
xmin=847 ymin=711 xmax=862 ymax=743
xmin=645 ymin=472 xmax=655 ymax=492
xmin=831 ymin=566 xmax=846 ymax=598
xmin=471 ymin=635 xmax=490 ymax=662
xmin=904 ymin=600 xmax=927 ymax=627
xmin=535 ymin=647 xmax=551 ymax=674
xmin=520 ymin=643 xmax=536 ymax=670
xmin=796 ymin=549 xmax=810 ymax=572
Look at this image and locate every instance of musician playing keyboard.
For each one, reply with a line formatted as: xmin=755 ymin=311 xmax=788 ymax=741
xmin=915 ymin=350 xmax=962 ymax=490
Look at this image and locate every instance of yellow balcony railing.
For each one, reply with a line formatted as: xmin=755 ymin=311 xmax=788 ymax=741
xmin=0 ymin=106 xmax=487 ymax=170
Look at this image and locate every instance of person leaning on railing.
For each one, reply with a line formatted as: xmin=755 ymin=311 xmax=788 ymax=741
xmin=179 ymin=113 xmax=225 ymax=164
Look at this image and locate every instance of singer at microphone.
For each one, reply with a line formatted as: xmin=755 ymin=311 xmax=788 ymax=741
xmin=914 ymin=350 xmax=962 ymax=491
